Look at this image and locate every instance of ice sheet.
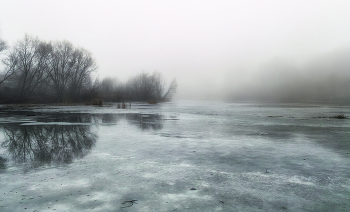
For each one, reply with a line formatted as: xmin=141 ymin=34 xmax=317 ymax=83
xmin=0 ymin=101 xmax=349 ymax=211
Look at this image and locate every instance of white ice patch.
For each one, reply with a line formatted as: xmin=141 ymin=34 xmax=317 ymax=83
xmin=179 ymin=163 xmax=192 ymax=167
xmin=40 ymin=204 xmax=71 ymax=212
xmin=94 ymin=152 xmax=112 ymax=158
xmin=76 ymin=190 xmax=117 ymax=203
xmin=27 ymin=178 xmax=91 ymax=191
xmin=287 ymin=176 xmax=315 ymax=186
xmin=243 ymin=172 xmax=315 ymax=186
xmin=163 ymin=190 xmax=212 ymax=202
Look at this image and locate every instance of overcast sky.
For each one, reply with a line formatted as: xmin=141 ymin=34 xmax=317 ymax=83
xmin=1 ymin=0 xmax=350 ymax=100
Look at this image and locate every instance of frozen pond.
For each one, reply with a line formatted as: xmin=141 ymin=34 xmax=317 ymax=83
xmin=0 ymin=101 xmax=349 ymax=211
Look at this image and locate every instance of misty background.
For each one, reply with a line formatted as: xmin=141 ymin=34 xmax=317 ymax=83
xmin=0 ymin=0 xmax=350 ymax=102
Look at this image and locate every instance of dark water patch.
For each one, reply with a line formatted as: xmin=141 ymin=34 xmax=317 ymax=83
xmin=125 ymin=113 xmax=163 ymax=131
xmin=0 ymin=156 xmax=7 ymax=172
xmin=0 ymin=111 xmax=165 ymax=172
xmin=159 ymin=133 xmax=187 ymax=139
xmin=330 ymin=114 xmax=348 ymax=119
xmin=0 ymin=111 xmax=164 ymax=129
xmin=312 ymin=115 xmax=349 ymax=119
xmin=247 ymin=124 xmax=350 ymax=152
xmin=0 ymin=124 xmax=97 ymax=172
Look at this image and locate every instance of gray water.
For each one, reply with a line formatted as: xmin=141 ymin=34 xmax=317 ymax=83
xmin=0 ymin=101 xmax=349 ymax=211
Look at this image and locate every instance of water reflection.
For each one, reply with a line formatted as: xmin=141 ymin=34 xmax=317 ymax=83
xmin=93 ymin=113 xmax=164 ymax=130
xmin=0 ymin=156 xmax=6 ymax=172
xmin=35 ymin=113 xmax=164 ymax=130
xmin=0 ymin=112 xmax=164 ymax=171
xmin=125 ymin=114 xmax=163 ymax=131
xmin=2 ymin=124 xmax=97 ymax=168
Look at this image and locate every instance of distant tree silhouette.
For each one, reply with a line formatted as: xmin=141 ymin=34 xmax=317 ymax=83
xmin=99 ymin=77 xmax=125 ymax=102
xmin=0 ymin=31 xmax=6 ymax=53
xmin=2 ymin=35 xmax=52 ymax=102
xmin=125 ymin=71 xmax=176 ymax=102
xmin=47 ymin=41 xmax=96 ymax=103
xmin=162 ymin=78 xmax=177 ymax=102
xmin=0 ymin=36 xmax=98 ymax=103
xmin=0 ymin=33 xmax=176 ymax=104
xmin=0 ymin=33 xmax=13 ymax=87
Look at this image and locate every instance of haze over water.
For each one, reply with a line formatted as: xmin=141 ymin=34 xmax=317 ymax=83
xmin=1 ymin=1 xmax=350 ymax=101
xmin=0 ymin=1 xmax=350 ymax=211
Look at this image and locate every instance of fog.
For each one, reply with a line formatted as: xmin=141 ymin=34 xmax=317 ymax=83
xmin=0 ymin=0 xmax=350 ymax=102
xmin=223 ymin=47 xmax=350 ymax=102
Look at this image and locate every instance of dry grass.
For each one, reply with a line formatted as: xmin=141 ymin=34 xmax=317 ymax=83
xmin=84 ymin=98 xmax=104 ymax=106
xmin=52 ymin=103 xmax=78 ymax=106
xmin=147 ymin=100 xmax=159 ymax=104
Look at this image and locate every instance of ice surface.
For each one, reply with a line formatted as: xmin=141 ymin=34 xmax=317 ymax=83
xmin=0 ymin=101 xmax=349 ymax=211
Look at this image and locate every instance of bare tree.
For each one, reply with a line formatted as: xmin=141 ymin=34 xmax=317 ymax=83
xmin=67 ymin=48 xmax=96 ymax=101
xmin=162 ymin=78 xmax=177 ymax=101
xmin=81 ymin=76 xmax=101 ymax=101
xmin=101 ymin=77 xmax=117 ymax=93
xmin=152 ymin=72 xmax=166 ymax=100
xmin=127 ymin=72 xmax=151 ymax=101
xmin=126 ymin=71 xmax=167 ymax=101
xmin=0 ymin=35 xmax=6 ymax=53
xmin=0 ymin=56 xmax=16 ymax=86
xmin=0 ymin=32 xmax=11 ymax=86
xmin=99 ymin=77 xmax=117 ymax=101
xmin=47 ymin=41 xmax=75 ymax=102
xmin=1 ymin=33 xmax=176 ymax=103
xmin=47 ymin=41 xmax=96 ymax=103
xmin=2 ymin=35 xmax=52 ymax=102
xmin=98 ymin=77 xmax=127 ymax=102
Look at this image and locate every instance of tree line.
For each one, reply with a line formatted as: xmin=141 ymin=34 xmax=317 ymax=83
xmin=0 ymin=34 xmax=177 ymax=104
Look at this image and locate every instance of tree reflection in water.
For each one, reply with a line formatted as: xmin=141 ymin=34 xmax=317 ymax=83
xmin=35 ymin=113 xmax=164 ymax=130
xmin=0 ymin=156 xmax=7 ymax=172
xmin=1 ymin=123 xmax=97 ymax=168
xmin=0 ymin=112 xmax=164 ymax=170
xmin=126 ymin=113 xmax=163 ymax=131
xmin=95 ymin=113 xmax=164 ymax=130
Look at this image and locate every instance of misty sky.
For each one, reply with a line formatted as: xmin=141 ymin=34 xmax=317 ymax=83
xmin=1 ymin=0 xmax=350 ymax=100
